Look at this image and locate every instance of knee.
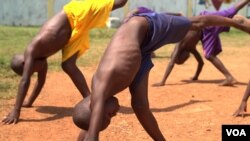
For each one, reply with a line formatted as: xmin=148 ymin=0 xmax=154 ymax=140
xmin=61 ymin=61 xmax=75 ymax=73
xmin=205 ymin=56 xmax=213 ymax=61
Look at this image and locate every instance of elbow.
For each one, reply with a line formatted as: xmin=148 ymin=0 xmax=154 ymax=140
xmin=195 ymin=16 xmax=208 ymax=29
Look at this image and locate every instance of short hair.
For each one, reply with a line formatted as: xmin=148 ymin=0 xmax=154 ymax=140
xmin=10 ymin=54 xmax=24 ymax=75
xmin=72 ymin=96 xmax=119 ymax=131
xmin=72 ymin=97 xmax=91 ymax=130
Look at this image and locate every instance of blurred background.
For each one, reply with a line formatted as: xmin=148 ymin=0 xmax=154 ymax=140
xmin=0 ymin=0 xmax=249 ymax=26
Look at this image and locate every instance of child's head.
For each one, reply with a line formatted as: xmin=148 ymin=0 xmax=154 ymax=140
xmin=72 ymin=96 xmax=120 ymax=131
xmin=175 ymin=50 xmax=190 ymax=65
xmin=10 ymin=54 xmax=24 ymax=75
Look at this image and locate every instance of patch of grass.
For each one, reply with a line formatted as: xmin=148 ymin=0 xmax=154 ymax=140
xmin=0 ymin=26 xmax=38 ymax=100
xmin=0 ymin=26 xmax=115 ymax=101
xmin=1 ymin=26 xmax=247 ymax=102
xmin=220 ymin=28 xmax=249 ymax=48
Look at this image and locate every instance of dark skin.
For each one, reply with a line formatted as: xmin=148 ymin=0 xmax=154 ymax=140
xmin=232 ymin=17 xmax=250 ymax=116
xmin=72 ymin=96 xmax=119 ymax=141
xmin=153 ymin=0 xmax=250 ymax=87
xmin=152 ymin=30 xmax=203 ymax=87
xmin=83 ymin=8 xmax=250 ymax=141
xmin=1 ymin=0 xmax=128 ymax=125
xmin=86 ymin=16 xmax=165 ymax=141
xmin=233 ymin=80 xmax=250 ymax=117
xmin=9 ymin=54 xmax=47 ymax=107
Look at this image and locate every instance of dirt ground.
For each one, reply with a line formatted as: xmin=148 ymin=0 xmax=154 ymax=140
xmin=0 ymin=46 xmax=250 ymax=141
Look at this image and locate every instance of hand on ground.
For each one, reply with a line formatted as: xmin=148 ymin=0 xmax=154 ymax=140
xmin=233 ymin=102 xmax=247 ymax=117
xmin=1 ymin=110 xmax=20 ymax=125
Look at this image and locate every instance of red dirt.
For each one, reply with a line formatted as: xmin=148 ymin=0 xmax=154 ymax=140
xmin=0 ymin=47 xmax=250 ymax=141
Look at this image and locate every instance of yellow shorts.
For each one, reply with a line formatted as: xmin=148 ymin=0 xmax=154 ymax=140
xmin=62 ymin=0 xmax=114 ymax=62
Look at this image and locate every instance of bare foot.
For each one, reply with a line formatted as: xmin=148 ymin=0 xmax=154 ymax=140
xmin=22 ymin=101 xmax=33 ymax=108
xmin=152 ymin=82 xmax=165 ymax=87
xmin=219 ymin=78 xmax=237 ymax=86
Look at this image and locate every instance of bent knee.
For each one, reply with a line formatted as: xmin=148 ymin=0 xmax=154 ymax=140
xmin=205 ymin=55 xmax=213 ymax=61
xmin=61 ymin=61 xmax=76 ymax=73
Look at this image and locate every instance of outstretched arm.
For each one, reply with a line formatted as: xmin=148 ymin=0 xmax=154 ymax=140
xmin=2 ymin=54 xmax=35 ymax=124
xmin=84 ymin=78 xmax=109 ymax=141
xmin=190 ymin=48 xmax=204 ymax=80
xmin=189 ymin=15 xmax=250 ymax=34
xmin=152 ymin=44 xmax=180 ymax=87
xmin=22 ymin=61 xmax=48 ymax=107
xmin=233 ymin=80 xmax=250 ymax=117
xmin=131 ymin=72 xmax=166 ymax=141
xmin=234 ymin=0 xmax=250 ymax=12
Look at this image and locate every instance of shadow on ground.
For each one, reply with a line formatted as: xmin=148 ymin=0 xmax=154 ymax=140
xmin=119 ymin=99 xmax=212 ymax=114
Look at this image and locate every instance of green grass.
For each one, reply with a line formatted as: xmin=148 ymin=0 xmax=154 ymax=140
xmin=0 ymin=26 xmax=115 ymax=100
xmin=0 ymin=26 xmax=248 ymax=101
xmin=0 ymin=26 xmax=39 ymax=99
xmin=220 ymin=28 xmax=249 ymax=48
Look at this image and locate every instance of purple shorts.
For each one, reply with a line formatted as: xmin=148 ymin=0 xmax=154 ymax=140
xmin=130 ymin=9 xmax=191 ymax=90
xmin=200 ymin=6 xmax=237 ymax=58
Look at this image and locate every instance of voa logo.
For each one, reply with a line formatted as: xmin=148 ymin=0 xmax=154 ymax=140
xmin=226 ymin=129 xmax=246 ymax=136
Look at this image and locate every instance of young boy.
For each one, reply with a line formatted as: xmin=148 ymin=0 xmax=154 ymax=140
xmin=153 ymin=0 xmax=250 ymax=87
xmin=1 ymin=0 xmax=128 ymax=125
xmin=83 ymin=7 xmax=250 ymax=141
xmin=72 ymin=96 xmax=120 ymax=141
xmin=233 ymin=80 xmax=250 ymax=117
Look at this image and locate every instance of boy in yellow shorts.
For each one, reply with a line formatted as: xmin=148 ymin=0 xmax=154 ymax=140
xmin=1 ymin=0 xmax=128 ymax=125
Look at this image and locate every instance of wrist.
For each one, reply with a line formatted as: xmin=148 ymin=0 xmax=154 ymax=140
xmin=13 ymin=107 xmax=21 ymax=112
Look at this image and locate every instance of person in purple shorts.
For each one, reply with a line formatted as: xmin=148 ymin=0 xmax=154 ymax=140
xmin=153 ymin=0 xmax=250 ymax=87
xmin=83 ymin=7 xmax=250 ymax=140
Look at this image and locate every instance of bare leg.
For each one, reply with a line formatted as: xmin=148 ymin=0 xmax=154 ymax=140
xmin=61 ymin=53 xmax=90 ymax=98
xmin=130 ymin=72 xmax=166 ymax=141
xmin=1 ymin=10 xmax=71 ymax=124
xmin=207 ymin=55 xmax=237 ymax=86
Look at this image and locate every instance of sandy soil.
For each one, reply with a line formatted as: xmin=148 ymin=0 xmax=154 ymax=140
xmin=0 ymin=46 xmax=250 ymax=141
